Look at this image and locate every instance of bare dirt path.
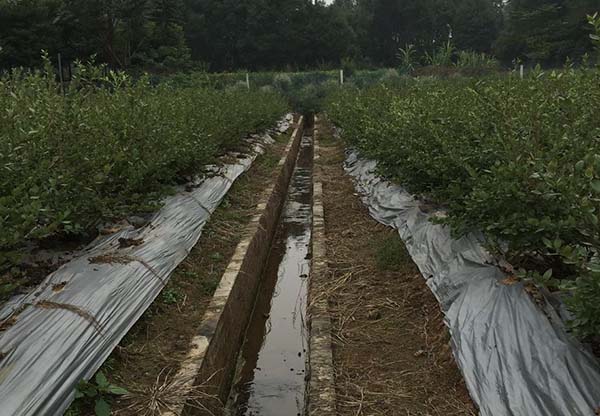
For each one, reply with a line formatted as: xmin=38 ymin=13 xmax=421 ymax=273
xmin=316 ymin=119 xmax=477 ymax=416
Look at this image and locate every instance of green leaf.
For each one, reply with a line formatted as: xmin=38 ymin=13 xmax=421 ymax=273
xmin=591 ymin=181 xmax=600 ymax=193
xmin=542 ymin=269 xmax=553 ymax=280
xmin=82 ymin=385 xmax=98 ymax=398
xmin=588 ymin=263 xmax=600 ymax=273
xmin=94 ymin=398 xmax=111 ymax=416
xmin=107 ymin=385 xmax=128 ymax=396
xmin=95 ymin=372 xmax=109 ymax=389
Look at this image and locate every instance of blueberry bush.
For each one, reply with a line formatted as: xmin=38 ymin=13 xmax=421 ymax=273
xmin=0 ymin=57 xmax=286 ymax=271
xmin=327 ymin=67 xmax=600 ymax=339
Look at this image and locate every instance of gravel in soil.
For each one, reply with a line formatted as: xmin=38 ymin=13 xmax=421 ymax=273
xmin=316 ymin=118 xmax=477 ymax=416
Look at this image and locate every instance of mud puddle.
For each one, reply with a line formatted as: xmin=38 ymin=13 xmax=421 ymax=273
xmin=227 ymin=133 xmax=313 ymax=416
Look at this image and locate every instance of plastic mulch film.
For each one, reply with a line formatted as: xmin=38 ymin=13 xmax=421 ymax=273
xmin=344 ymin=151 xmax=600 ymax=416
xmin=0 ymin=115 xmax=292 ymax=416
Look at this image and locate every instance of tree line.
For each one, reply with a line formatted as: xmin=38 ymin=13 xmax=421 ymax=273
xmin=0 ymin=0 xmax=598 ymax=71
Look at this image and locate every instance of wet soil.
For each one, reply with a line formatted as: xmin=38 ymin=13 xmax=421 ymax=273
xmin=315 ymin=119 xmax=477 ymax=416
xmin=98 ymin=127 xmax=295 ymax=416
xmin=228 ymin=134 xmax=313 ymax=416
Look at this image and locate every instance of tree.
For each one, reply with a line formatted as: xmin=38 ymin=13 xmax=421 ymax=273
xmin=495 ymin=0 xmax=599 ymax=65
xmin=450 ymin=0 xmax=503 ymax=52
xmin=0 ymin=0 xmax=63 ymax=68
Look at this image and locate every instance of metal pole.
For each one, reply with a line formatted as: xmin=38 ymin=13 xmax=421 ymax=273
xmin=519 ymin=64 xmax=524 ymax=80
xmin=340 ymin=69 xmax=344 ymax=85
xmin=246 ymin=73 xmax=250 ymax=90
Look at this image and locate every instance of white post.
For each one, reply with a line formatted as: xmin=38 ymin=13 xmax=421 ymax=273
xmin=519 ymin=65 xmax=524 ymax=79
xmin=339 ymin=69 xmax=344 ymax=85
xmin=246 ymin=73 xmax=250 ymax=90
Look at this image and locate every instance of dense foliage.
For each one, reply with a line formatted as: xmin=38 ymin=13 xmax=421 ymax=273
xmin=326 ymin=68 xmax=600 ymax=338
xmin=0 ymin=0 xmax=192 ymax=71
xmin=495 ymin=0 xmax=600 ymax=66
xmin=0 ymin=58 xmax=286 ymax=271
xmin=1 ymin=0 xmax=598 ymax=71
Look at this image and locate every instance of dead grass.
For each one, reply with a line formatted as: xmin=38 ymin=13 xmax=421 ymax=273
xmin=316 ymin=117 xmax=476 ymax=416
xmin=117 ymin=369 xmax=221 ymax=416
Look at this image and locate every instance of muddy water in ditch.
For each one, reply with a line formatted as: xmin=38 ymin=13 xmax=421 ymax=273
xmin=228 ymin=134 xmax=313 ymax=416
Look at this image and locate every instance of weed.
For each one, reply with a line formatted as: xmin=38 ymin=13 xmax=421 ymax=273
xmin=200 ymin=275 xmax=220 ymax=296
xmin=209 ymin=252 xmax=224 ymax=262
xmin=397 ymin=44 xmax=418 ymax=73
xmin=161 ymin=288 xmax=182 ymax=305
xmin=67 ymin=371 xmax=128 ymax=416
xmin=180 ymin=270 xmax=199 ymax=279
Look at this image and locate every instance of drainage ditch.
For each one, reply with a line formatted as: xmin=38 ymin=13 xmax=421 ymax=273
xmin=226 ymin=124 xmax=314 ymax=416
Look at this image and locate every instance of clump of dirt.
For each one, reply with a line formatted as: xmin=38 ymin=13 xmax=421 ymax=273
xmin=316 ymin=117 xmax=476 ymax=416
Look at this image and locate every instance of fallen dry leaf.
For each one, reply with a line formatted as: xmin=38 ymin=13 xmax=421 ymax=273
xmin=118 ymin=237 xmax=144 ymax=248
xmin=51 ymin=282 xmax=67 ymax=292
xmin=500 ymin=275 xmax=520 ymax=286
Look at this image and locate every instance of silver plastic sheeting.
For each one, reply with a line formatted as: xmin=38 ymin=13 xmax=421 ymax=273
xmin=344 ymin=151 xmax=600 ymax=416
xmin=0 ymin=115 xmax=292 ymax=416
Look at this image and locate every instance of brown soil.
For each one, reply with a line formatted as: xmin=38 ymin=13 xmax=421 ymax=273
xmin=316 ymin=118 xmax=477 ymax=416
xmin=87 ymin=126 xmax=295 ymax=415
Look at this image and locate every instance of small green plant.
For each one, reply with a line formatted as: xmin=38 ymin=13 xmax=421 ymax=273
xmin=589 ymin=12 xmax=600 ymax=63
xmin=209 ymin=252 xmax=224 ymax=262
xmin=161 ymin=288 xmax=182 ymax=305
xmin=69 ymin=371 xmax=128 ymax=416
xmin=201 ymin=275 xmax=220 ymax=295
xmin=589 ymin=13 xmax=600 ymax=48
xmin=455 ymin=50 xmax=499 ymax=70
xmin=180 ymin=270 xmax=199 ymax=279
xmin=424 ymin=40 xmax=455 ymax=67
xmin=397 ymin=44 xmax=418 ymax=73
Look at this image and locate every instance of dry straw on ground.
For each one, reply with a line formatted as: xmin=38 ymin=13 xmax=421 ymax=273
xmin=317 ymin=119 xmax=476 ymax=416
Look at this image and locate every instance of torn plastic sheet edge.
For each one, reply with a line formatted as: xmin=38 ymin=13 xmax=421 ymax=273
xmin=0 ymin=114 xmax=293 ymax=416
xmin=344 ymin=150 xmax=600 ymax=416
